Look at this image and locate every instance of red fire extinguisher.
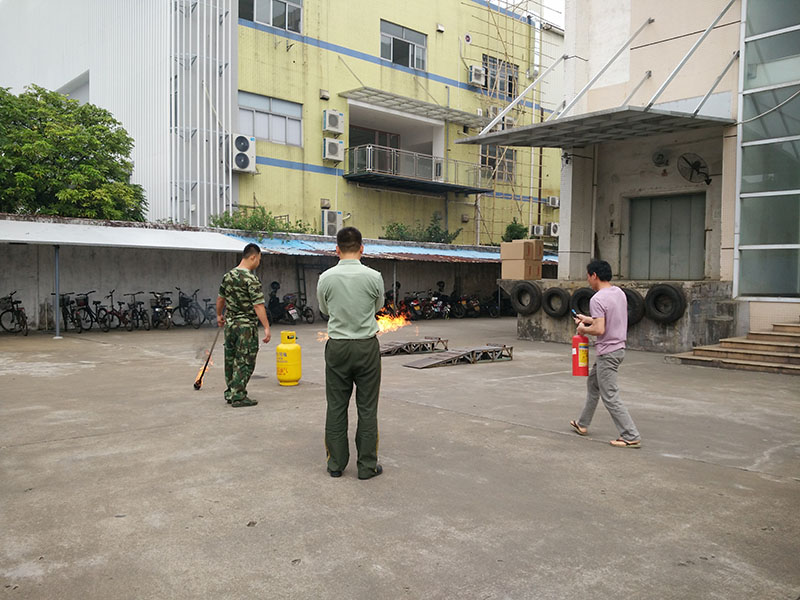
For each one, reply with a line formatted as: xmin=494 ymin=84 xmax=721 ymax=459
xmin=572 ymin=334 xmax=589 ymax=376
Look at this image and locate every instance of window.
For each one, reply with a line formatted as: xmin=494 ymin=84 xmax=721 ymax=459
xmin=480 ymin=145 xmax=515 ymax=182
xmin=241 ymin=0 xmax=301 ymax=33
xmin=238 ymin=91 xmax=302 ymax=146
xmin=482 ymin=55 xmax=519 ymax=97
xmin=380 ymin=20 xmax=427 ymax=70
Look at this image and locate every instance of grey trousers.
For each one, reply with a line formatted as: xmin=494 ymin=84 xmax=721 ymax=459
xmin=577 ymin=349 xmax=640 ymax=441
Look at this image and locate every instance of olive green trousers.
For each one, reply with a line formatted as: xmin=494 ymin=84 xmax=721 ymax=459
xmin=324 ymin=337 xmax=381 ymax=477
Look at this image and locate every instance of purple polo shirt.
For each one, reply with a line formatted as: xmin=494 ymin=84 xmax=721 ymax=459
xmin=589 ymin=286 xmax=627 ymax=355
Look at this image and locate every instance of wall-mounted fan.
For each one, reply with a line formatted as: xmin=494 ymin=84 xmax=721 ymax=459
xmin=677 ymin=153 xmax=712 ymax=185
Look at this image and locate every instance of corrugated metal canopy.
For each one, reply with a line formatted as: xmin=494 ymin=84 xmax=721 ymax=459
xmin=456 ymin=106 xmax=735 ymax=148
xmin=0 ymin=217 xmax=510 ymax=264
xmin=340 ymin=87 xmax=489 ymax=129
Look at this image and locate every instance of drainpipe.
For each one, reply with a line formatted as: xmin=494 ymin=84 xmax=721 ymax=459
xmin=53 ymin=245 xmax=62 ymax=339
xmin=591 ymin=144 xmax=598 ymax=259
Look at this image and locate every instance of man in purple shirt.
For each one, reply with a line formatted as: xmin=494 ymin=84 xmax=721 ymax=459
xmin=569 ymin=260 xmax=642 ymax=448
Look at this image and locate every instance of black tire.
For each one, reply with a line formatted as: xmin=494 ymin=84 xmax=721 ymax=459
xmin=186 ymin=306 xmax=202 ymax=329
xmin=19 ymin=312 xmax=28 ymax=336
xmin=623 ymin=288 xmax=646 ymax=326
xmin=570 ymin=287 xmax=595 ymax=317
xmin=141 ymin=311 xmax=151 ymax=331
xmin=451 ymin=303 xmax=466 ymax=318
xmin=206 ymin=307 xmax=216 ymax=325
xmin=541 ymin=287 xmax=570 ymax=318
xmin=126 ymin=310 xmax=136 ymax=331
xmin=645 ymin=284 xmax=686 ymax=324
xmin=0 ymin=309 xmax=14 ymax=332
xmin=303 ymin=307 xmax=315 ymax=324
xmin=77 ymin=307 xmax=93 ymax=331
xmin=510 ymin=281 xmax=542 ymax=315
xmin=107 ymin=313 xmax=121 ymax=331
xmin=423 ymin=305 xmax=434 ymax=319
xmin=97 ymin=308 xmax=111 ymax=332
xmin=488 ymin=304 xmax=500 ymax=318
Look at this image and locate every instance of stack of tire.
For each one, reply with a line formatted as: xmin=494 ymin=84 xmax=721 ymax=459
xmin=509 ymin=281 xmax=686 ymax=325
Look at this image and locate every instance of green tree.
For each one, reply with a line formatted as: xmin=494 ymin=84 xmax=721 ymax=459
xmin=502 ymin=218 xmax=529 ymax=242
xmin=0 ymin=85 xmax=147 ymax=221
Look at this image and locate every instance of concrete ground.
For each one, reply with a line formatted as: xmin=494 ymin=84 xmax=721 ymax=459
xmin=1 ymin=318 xmax=798 ymax=600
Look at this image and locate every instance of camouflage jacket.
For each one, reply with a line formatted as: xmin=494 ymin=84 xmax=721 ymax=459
xmin=219 ymin=267 xmax=265 ymax=324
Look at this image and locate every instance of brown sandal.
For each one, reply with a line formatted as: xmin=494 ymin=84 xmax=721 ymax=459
xmin=569 ymin=420 xmax=588 ymax=436
xmin=610 ymin=438 xmax=641 ymax=448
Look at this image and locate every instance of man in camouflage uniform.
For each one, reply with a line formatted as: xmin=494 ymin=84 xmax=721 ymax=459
xmin=216 ymin=243 xmax=271 ymax=408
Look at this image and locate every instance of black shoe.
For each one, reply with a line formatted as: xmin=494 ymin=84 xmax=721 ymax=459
xmin=328 ymin=469 xmax=342 ymax=478
xmin=358 ymin=465 xmax=383 ymax=480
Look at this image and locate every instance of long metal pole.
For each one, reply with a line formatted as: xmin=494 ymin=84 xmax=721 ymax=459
xmin=559 ymin=17 xmax=655 ymax=119
xmin=480 ymin=54 xmax=568 ymax=135
xmin=692 ymin=50 xmax=740 ymax=116
xmin=646 ymin=0 xmax=736 ymax=110
xmin=621 ymin=70 xmax=652 ymax=106
xmin=53 ymin=245 xmax=62 ymax=339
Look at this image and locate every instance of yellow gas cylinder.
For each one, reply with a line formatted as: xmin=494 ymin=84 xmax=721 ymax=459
xmin=276 ymin=330 xmax=301 ymax=386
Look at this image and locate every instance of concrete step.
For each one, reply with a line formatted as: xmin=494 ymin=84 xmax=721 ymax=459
xmin=773 ymin=322 xmax=800 ymax=334
xmin=720 ymin=336 xmax=800 ymax=354
xmin=692 ymin=345 xmax=800 ymax=365
xmin=666 ymin=352 xmax=800 ymax=376
xmin=747 ymin=330 xmax=800 ymax=344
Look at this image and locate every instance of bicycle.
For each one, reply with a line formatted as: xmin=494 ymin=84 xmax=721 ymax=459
xmin=202 ymin=296 xmax=217 ymax=325
xmin=97 ymin=289 xmax=130 ymax=332
xmin=174 ymin=287 xmax=203 ymax=329
xmin=52 ymin=291 xmax=83 ymax=332
xmin=0 ymin=291 xmax=29 ymax=336
xmin=150 ymin=291 xmax=173 ymax=329
xmin=124 ymin=292 xmax=150 ymax=331
xmin=73 ymin=290 xmax=101 ymax=331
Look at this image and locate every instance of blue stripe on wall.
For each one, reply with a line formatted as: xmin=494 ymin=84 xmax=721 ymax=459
xmin=256 ymin=156 xmax=343 ymax=176
xmin=238 ymin=19 xmax=548 ymax=112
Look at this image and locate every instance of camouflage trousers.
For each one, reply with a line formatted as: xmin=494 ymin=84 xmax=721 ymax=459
xmin=224 ymin=321 xmax=259 ymax=403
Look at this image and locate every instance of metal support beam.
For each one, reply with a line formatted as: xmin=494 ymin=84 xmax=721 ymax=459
xmin=53 ymin=245 xmax=62 ymax=339
xmin=621 ymin=70 xmax=652 ymax=106
xmin=480 ymin=54 xmax=568 ymax=135
xmin=646 ymin=0 xmax=737 ymax=111
xmin=558 ymin=17 xmax=655 ymax=119
xmin=692 ymin=50 xmax=740 ymax=116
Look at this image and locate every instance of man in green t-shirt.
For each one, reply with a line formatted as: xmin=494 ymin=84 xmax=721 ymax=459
xmin=317 ymin=227 xmax=385 ymax=480
xmin=216 ymin=243 xmax=271 ymax=408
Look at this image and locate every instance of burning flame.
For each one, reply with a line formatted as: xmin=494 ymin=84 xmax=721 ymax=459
xmin=315 ymin=313 xmax=410 ymax=343
xmin=377 ymin=313 xmax=410 ymax=335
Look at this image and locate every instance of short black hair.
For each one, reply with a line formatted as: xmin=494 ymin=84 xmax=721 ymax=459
xmin=242 ymin=243 xmax=261 ymax=259
xmin=337 ymin=227 xmax=362 ymax=253
xmin=587 ymin=259 xmax=612 ymax=282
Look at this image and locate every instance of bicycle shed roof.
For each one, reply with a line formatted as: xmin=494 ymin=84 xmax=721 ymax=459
xmin=0 ymin=215 xmax=537 ymax=264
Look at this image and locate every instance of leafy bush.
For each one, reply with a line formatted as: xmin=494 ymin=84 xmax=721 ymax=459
xmin=501 ymin=218 xmax=529 ymax=242
xmin=382 ymin=214 xmax=462 ymax=244
xmin=209 ymin=207 xmax=315 ymax=237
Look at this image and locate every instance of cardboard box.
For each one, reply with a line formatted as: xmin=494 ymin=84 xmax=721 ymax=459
xmin=501 ymin=259 xmax=542 ymax=280
xmin=500 ymin=239 xmax=543 ymax=261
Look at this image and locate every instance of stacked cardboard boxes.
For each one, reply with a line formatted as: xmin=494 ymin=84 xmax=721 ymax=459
xmin=500 ymin=239 xmax=543 ymax=280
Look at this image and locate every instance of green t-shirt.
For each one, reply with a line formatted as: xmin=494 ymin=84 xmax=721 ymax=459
xmin=317 ymin=259 xmax=384 ymax=339
xmin=218 ymin=267 xmax=265 ymax=324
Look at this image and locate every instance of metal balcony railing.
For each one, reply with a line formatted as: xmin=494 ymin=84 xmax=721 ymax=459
xmin=343 ymin=144 xmax=492 ymax=193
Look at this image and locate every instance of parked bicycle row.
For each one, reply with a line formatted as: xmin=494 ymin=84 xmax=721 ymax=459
xmin=50 ymin=288 xmax=218 ymax=333
xmin=377 ymin=281 xmax=516 ymax=320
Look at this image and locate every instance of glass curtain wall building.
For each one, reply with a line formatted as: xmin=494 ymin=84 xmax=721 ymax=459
xmin=737 ymin=0 xmax=800 ymax=297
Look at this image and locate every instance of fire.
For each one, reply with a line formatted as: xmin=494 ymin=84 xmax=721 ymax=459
xmin=317 ymin=331 xmax=329 ymax=343
xmin=376 ymin=313 xmax=410 ymax=335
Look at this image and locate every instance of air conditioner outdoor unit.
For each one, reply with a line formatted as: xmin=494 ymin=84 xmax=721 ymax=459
xmin=323 ymin=109 xmax=344 ymax=135
xmin=231 ymin=133 xmax=257 ymax=173
xmin=531 ymin=224 xmax=545 ymax=236
xmin=321 ymin=209 xmax=344 ymax=237
xmin=546 ymin=222 xmax=560 ymax=237
xmin=547 ymin=195 xmax=560 ymax=208
xmin=323 ymin=137 xmax=345 ymax=162
xmin=469 ymin=65 xmax=486 ymax=86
